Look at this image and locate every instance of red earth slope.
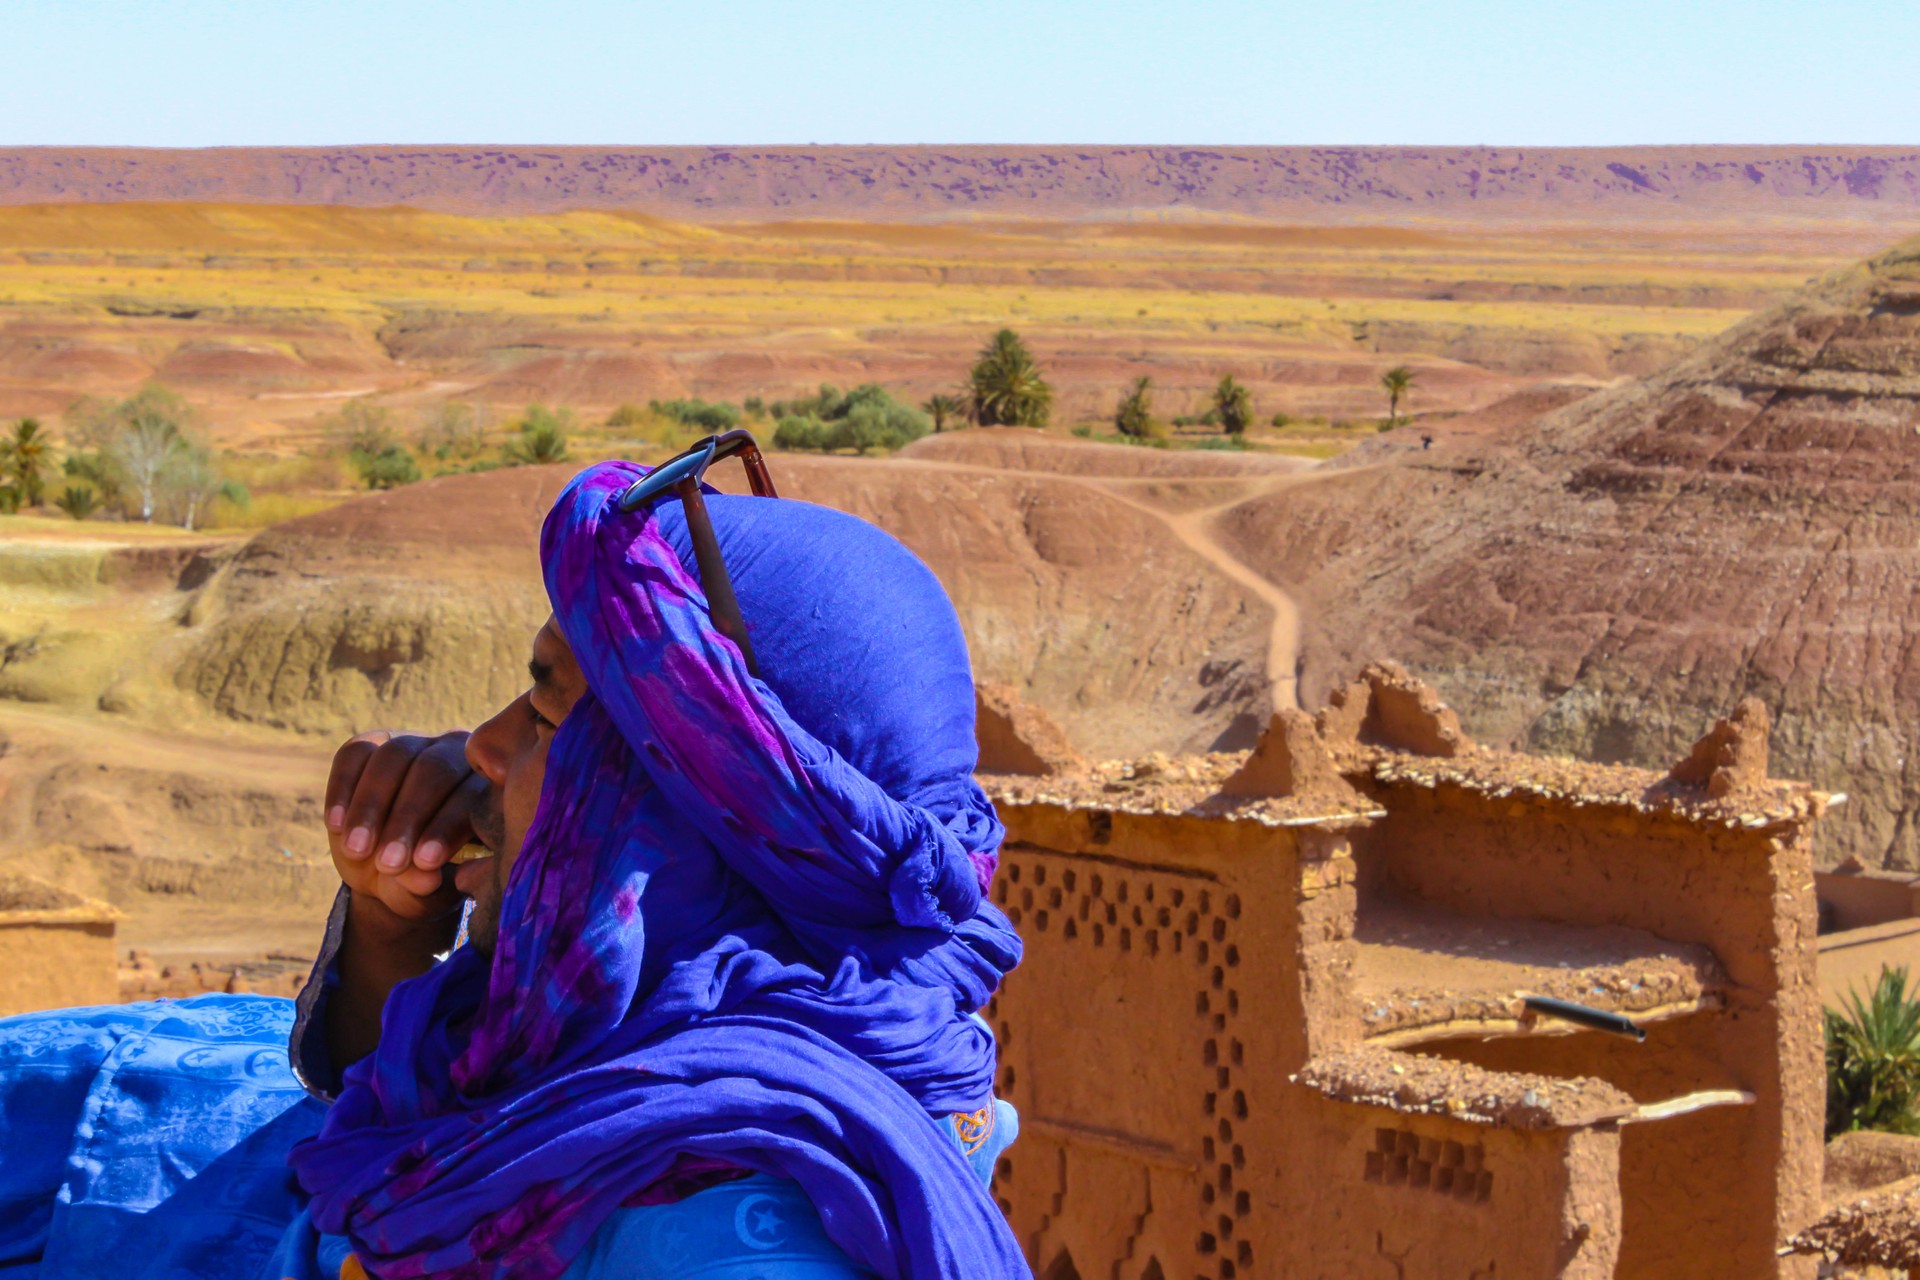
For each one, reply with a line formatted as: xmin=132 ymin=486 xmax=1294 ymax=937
xmin=1212 ymin=232 xmax=1920 ymax=867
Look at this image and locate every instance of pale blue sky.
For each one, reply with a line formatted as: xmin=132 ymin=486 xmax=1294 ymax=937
xmin=3 ymin=0 xmax=1915 ymax=147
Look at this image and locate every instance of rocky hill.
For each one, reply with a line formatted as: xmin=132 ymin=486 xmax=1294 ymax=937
xmin=1213 ymin=232 xmax=1920 ymax=868
xmin=177 ymin=455 xmax=1271 ymax=758
xmin=6 ymin=146 xmax=1920 ymax=220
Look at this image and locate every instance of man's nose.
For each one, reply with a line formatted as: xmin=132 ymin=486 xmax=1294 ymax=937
xmin=466 ymin=701 xmax=518 ymax=786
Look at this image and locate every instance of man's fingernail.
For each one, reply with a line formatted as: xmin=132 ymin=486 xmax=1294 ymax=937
xmin=377 ymin=841 xmax=408 ymax=871
xmin=345 ymin=827 xmax=371 ymax=856
xmin=415 ymin=840 xmax=446 ymax=868
xmin=326 ymin=806 xmax=346 ymax=831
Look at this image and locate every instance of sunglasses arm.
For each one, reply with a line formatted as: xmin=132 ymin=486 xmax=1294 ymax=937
xmin=674 ymin=478 xmax=760 ymax=677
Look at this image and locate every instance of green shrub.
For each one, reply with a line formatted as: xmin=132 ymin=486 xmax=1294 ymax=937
xmin=773 ymin=415 xmax=827 ymax=451
xmin=1212 ymin=375 xmax=1254 ymax=436
xmin=1114 ymin=376 xmax=1160 ymax=440
xmin=326 ymin=400 xmax=400 ymax=457
xmin=354 ymin=446 xmax=421 ymax=490
xmin=418 ymin=402 xmax=490 ymax=460
xmin=770 ymin=387 xmax=928 ymax=454
xmin=606 ymin=402 xmax=649 ymax=429
xmin=63 ymin=450 xmax=123 ymax=505
xmin=1828 ymin=965 xmax=1920 ymax=1137
xmin=1070 ymin=424 xmax=1094 ymax=438
xmin=650 ymin=398 xmax=741 ymax=432
xmin=54 ymin=484 xmax=100 ymax=520
xmin=503 ymin=406 xmax=573 ymax=466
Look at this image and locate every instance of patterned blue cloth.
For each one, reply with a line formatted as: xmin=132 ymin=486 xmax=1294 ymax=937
xmin=0 ymin=996 xmax=322 ymax=1280
xmin=0 ymin=998 xmax=1015 ymax=1280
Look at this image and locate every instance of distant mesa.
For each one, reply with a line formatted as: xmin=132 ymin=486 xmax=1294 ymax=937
xmin=4 ymin=146 xmax=1920 ymax=220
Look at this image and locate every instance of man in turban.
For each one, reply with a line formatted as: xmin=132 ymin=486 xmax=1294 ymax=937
xmin=0 ymin=461 xmax=1028 ymax=1279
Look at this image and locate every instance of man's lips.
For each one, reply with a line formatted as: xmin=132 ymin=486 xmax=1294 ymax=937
xmin=453 ymin=853 xmax=496 ymax=898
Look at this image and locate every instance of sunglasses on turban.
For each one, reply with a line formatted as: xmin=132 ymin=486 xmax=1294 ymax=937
xmin=617 ymin=430 xmax=779 ymax=677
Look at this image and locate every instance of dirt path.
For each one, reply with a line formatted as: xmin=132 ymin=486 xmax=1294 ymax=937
xmin=881 ymin=453 xmax=1369 ymax=713
xmin=1156 ymin=482 xmax=1305 ymax=708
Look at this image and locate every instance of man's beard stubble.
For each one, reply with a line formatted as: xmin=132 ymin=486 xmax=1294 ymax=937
xmin=470 ymin=784 xmax=507 ymax=855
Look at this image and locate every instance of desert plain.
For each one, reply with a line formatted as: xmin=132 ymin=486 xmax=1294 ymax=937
xmin=1 ymin=145 xmax=1918 ymax=986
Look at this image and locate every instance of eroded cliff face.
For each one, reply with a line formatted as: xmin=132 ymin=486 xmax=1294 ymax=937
xmin=176 ymin=455 xmax=1271 ymax=757
xmin=1215 ymin=234 xmax=1920 ymax=867
xmin=6 ymin=146 xmax=1920 ymax=220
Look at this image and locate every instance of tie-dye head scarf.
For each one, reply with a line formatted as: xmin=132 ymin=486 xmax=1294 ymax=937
xmin=289 ymin=461 xmax=1027 ymax=1279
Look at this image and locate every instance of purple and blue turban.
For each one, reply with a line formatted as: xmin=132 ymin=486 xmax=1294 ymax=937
xmin=288 ymin=461 xmax=1028 ymax=1278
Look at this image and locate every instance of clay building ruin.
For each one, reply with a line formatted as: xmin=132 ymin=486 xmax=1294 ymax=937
xmin=978 ymin=666 xmax=1832 ymax=1279
xmin=0 ymin=873 xmax=121 ymax=1017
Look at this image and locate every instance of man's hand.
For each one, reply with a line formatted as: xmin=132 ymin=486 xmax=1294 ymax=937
xmin=324 ymin=730 xmax=481 ymax=928
xmin=322 ymin=729 xmax=479 ymax=1071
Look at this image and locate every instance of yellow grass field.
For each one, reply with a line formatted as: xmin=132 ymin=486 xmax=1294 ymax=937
xmin=0 ymin=202 xmax=1881 ymax=456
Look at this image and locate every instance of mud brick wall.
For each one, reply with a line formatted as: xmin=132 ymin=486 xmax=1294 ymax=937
xmin=1356 ymin=781 xmax=1822 ymax=1280
xmin=985 ymin=759 xmax=1824 ymax=1279
xmin=0 ymin=918 xmax=117 ymax=1017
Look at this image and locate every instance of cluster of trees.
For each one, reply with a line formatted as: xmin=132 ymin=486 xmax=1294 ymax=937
xmin=0 ymin=390 xmax=248 ymax=527
xmin=326 ymin=400 xmax=570 ymax=491
xmin=771 ymin=384 xmax=931 ymax=455
xmin=0 ymin=341 xmax=1425 ymax=521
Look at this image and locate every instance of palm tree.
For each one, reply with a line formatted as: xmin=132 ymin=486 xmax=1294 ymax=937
xmin=967 ymin=329 xmax=1053 ymax=428
xmin=0 ymin=418 xmax=54 ymax=507
xmin=922 ymin=393 xmax=966 ymax=433
xmin=1114 ymin=376 xmax=1155 ymax=439
xmin=1211 ymin=375 xmax=1253 ymax=436
xmin=1380 ymin=366 xmax=1416 ymax=424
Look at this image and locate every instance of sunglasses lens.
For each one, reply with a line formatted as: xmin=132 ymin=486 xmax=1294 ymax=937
xmin=617 ymin=438 xmax=719 ymax=512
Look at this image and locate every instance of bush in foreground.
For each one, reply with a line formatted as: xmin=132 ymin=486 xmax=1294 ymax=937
xmin=1828 ymin=965 xmax=1920 ymax=1137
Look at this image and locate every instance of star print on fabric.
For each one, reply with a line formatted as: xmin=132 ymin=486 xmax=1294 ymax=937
xmin=734 ymin=1193 xmax=791 ymax=1250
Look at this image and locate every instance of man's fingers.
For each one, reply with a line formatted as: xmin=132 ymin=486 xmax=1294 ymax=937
xmin=324 ymin=731 xmax=393 ymax=834
xmin=413 ymin=771 xmax=486 ymax=870
xmin=369 ymin=733 xmax=475 ymax=872
xmin=341 ymin=735 xmax=433 ymax=861
xmin=392 ymin=863 xmax=453 ymax=902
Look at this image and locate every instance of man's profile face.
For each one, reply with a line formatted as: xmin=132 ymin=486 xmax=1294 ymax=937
xmin=459 ymin=616 xmax=585 ymax=954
